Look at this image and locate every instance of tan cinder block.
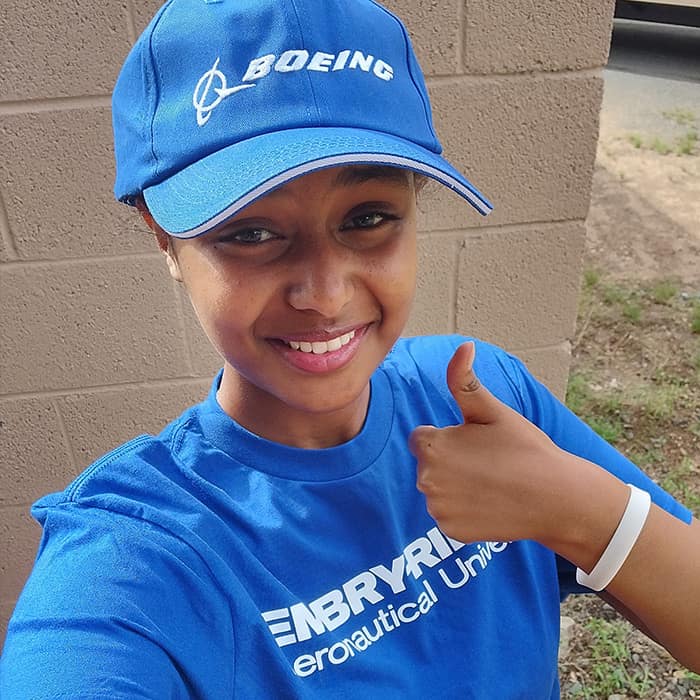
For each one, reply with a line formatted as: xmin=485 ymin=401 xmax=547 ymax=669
xmin=1 ymin=195 xmax=16 ymax=262
xmin=131 ymin=1 xmax=460 ymax=74
xmin=0 ymin=506 xmax=42 ymax=612
xmin=463 ymin=0 xmax=615 ymax=75
xmin=405 ymin=233 xmax=461 ymax=336
xmin=0 ymin=1 xmax=131 ymax=101
xmin=379 ymin=0 xmax=460 ymax=76
xmin=0 ymin=236 xmax=13 ymax=263
xmin=0 ymin=399 xmax=74 ymax=507
xmin=511 ymin=342 xmax=574 ymax=400
xmin=175 ymin=286 xmax=226 ymax=378
xmin=0 ymin=259 xmax=188 ymax=394
xmin=456 ymin=221 xmax=586 ymax=349
xmin=1 ymin=599 xmax=18 ymax=649
xmin=131 ymin=0 xmax=170 ymax=36
xmin=56 ymin=380 xmax=210 ymax=470
xmin=0 ymin=109 xmax=153 ymax=260
xmin=423 ymin=74 xmax=603 ymax=231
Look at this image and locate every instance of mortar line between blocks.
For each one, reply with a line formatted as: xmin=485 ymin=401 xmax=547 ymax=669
xmin=418 ymin=216 xmax=586 ymax=240
xmin=0 ymin=377 xmax=213 ymax=403
xmin=426 ymin=66 xmax=601 ymax=85
xmin=0 ymin=502 xmax=34 ymax=513
xmin=0 ymin=190 xmax=19 ymax=260
xmin=50 ymin=398 xmax=78 ymax=473
xmin=0 ymin=95 xmax=112 ymax=116
xmin=125 ymin=0 xmax=138 ymax=44
xmin=508 ymin=339 xmax=572 ymax=355
xmin=456 ymin=0 xmax=465 ymax=72
xmin=0 ymin=251 xmax=163 ymax=269
xmin=449 ymin=238 xmax=462 ymax=333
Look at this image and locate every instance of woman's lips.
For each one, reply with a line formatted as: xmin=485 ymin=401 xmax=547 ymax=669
xmin=270 ymin=325 xmax=370 ymax=373
xmin=287 ymin=329 xmax=356 ymax=354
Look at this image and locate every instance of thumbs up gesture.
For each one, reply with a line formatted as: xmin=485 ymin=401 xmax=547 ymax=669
xmin=409 ymin=341 xmax=574 ymax=546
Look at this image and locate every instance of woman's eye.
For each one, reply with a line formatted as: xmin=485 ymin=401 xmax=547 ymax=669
xmin=342 ymin=212 xmax=392 ymax=230
xmin=219 ymin=228 xmax=277 ymax=245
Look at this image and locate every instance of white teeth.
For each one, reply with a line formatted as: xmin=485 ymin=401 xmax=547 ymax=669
xmin=287 ymin=330 xmax=356 ymax=354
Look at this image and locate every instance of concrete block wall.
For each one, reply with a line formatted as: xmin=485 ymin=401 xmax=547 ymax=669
xmin=0 ymin=0 xmax=615 ymax=644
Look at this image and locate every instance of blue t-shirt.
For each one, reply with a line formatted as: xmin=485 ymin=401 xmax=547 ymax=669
xmin=0 ymin=336 xmax=692 ymax=699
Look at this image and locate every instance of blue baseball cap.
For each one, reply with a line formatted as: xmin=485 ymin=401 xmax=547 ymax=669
xmin=112 ymin=0 xmax=493 ymax=238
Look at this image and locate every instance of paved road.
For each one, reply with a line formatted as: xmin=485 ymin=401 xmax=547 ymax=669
xmin=608 ymin=18 xmax=700 ymax=82
xmin=601 ymin=19 xmax=700 ymax=139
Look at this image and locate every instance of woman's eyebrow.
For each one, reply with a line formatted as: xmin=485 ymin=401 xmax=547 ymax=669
xmin=332 ymin=166 xmax=412 ymax=188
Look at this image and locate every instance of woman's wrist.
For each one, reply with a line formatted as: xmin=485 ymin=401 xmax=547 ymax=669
xmin=535 ymin=452 xmax=632 ymax=571
xmin=575 ymin=483 xmax=652 ymax=590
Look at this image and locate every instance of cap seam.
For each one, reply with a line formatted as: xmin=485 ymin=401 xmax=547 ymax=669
xmin=287 ymin=0 xmax=320 ymax=126
xmin=147 ymin=0 xmax=180 ymax=182
xmin=367 ymin=0 xmax=440 ymax=147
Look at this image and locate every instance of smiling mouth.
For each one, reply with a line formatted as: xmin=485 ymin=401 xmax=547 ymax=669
xmin=285 ymin=330 xmax=356 ymax=355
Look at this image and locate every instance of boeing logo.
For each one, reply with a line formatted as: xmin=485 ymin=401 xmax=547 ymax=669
xmin=193 ymin=57 xmax=256 ymax=126
xmin=193 ymin=50 xmax=395 ymax=127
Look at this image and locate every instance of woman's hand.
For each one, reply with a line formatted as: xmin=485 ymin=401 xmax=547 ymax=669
xmin=409 ymin=341 xmax=626 ymax=553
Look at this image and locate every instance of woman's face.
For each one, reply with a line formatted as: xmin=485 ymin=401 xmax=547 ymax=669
xmin=162 ymin=165 xmax=419 ymax=447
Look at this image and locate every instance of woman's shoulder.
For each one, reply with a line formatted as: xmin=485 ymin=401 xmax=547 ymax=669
xmin=33 ymin=401 xmax=203 ymax=527
xmin=387 ymin=334 xmax=509 ymax=365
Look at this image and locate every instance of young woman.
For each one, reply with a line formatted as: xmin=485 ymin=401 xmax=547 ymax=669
xmin=1 ymin=0 xmax=698 ymax=697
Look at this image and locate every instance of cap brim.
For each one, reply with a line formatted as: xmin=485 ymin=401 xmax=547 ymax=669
xmin=143 ymin=127 xmax=493 ymax=238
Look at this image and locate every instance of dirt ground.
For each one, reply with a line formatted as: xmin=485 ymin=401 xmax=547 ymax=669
xmin=558 ymin=124 xmax=700 ymax=699
xmin=586 ymin=137 xmax=700 ymax=284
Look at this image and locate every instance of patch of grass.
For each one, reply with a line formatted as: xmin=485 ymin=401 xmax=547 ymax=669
xmin=632 ymin=383 xmax=685 ymax=420
xmin=650 ymin=279 xmax=678 ymax=305
xmin=566 ymin=374 xmax=622 ymax=414
xmin=661 ymin=457 xmax=700 ymax=514
xmin=693 ymin=350 xmax=700 ymax=371
xmin=662 ymin=108 xmax=697 ymax=127
xmin=601 ymin=283 xmax=630 ymax=306
xmin=691 ymin=303 xmax=700 ymax=334
xmin=624 ymin=122 xmax=696 ymax=155
xmin=566 ymin=372 xmax=626 ymax=444
xmin=676 ymin=129 xmax=698 ymax=156
xmin=582 ymin=268 xmax=601 ymax=290
xmin=627 ymin=448 xmax=664 ymax=469
xmin=650 ymin=137 xmax=672 ymax=155
xmin=650 ymin=366 xmax=686 ymax=386
xmin=587 ymin=415 xmax=624 ymax=444
xmin=570 ymin=618 xmax=653 ymax=699
xmin=565 ymin=372 xmax=590 ymax=416
xmin=622 ymin=301 xmax=643 ymax=323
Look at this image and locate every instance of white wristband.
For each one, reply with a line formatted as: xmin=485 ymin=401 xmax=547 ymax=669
xmin=576 ymin=483 xmax=651 ymax=591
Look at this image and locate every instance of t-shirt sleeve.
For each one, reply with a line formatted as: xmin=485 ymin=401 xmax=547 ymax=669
xmin=0 ymin=502 xmax=234 ymax=699
xmin=500 ymin=352 xmax=694 ymax=597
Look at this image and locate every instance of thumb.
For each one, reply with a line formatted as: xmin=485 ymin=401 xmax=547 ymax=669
xmin=446 ymin=341 xmax=501 ymax=424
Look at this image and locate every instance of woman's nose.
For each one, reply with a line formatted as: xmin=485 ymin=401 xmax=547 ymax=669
xmin=286 ymin=246 xmax=354 ymax=317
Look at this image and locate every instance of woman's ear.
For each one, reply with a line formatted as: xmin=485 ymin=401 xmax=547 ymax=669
xmin=136 ymin=200 xmax=184 ymax=283
xmin=157 ymin=231 xmax=184 ymax=283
